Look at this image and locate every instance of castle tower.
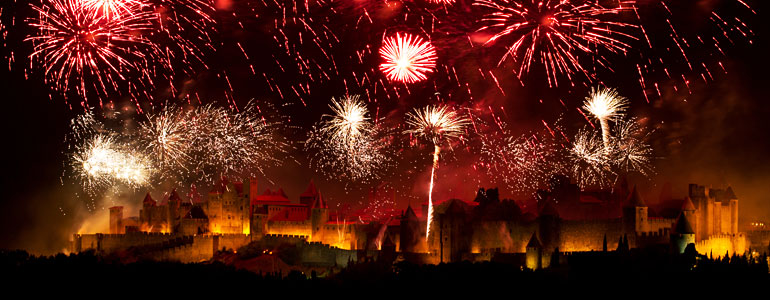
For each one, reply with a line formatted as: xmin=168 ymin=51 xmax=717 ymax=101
xmin=712 ymin=188 xmax=722 ymax=235
xmin=689 ymin=184 xmax=707 ymax=241
xmin=399 ymin=206 xmax=421 ymax=253
xmin=300 ymin=180 xmax=321 ymax=207
xmin=670 ymin=213 xmax=695 ymax=254
xmin=682 ymin=197 xmax=697 ymax=241
xmin=310 ymin=190 xmax=328 ymax=238
xmin=109 ymin=206 xmax=124 ymax=234
xmin=526 ymin=232 xmax=543 ymax=270
xmin=624 ymin=186 xmax=648 ymax=233
xmin=166 ymin=189 xmax=183 ymax=233
xmin=245 ymin=177 xmax=258 ymax=204
xmin=726 ymin=186 xmax=738 ymax=235
xmin=537 ymin=201 xmax=560 ymax=252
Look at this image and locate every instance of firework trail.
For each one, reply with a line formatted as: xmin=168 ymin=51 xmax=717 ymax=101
xmin=306 ymin=95 xmax=392 ymax=184
xmin=406 ymin=105 xmax=469 ymax=240
xmin=582 ymin=87 xmax=629 ymax=150
xmin=379 ymin=32 xmax=438 ymax=83
xmin=474 ymin=0 xmax=638 ymax=86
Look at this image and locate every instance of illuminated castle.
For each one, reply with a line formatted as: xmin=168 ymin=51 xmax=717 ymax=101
xmin=75 ymin=176 xmax=754 ymax=268
xmin=421 ymin=177 xmax=748 ymax=266
xmin=75 ymin=178 xmax=365 ymax=264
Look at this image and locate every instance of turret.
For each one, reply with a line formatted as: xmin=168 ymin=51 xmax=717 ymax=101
xmin=682 ymin=197 xmax=697 ymax=240
xmin=109 ymin=206 xmax=124 ymax=234
xmin=526 ymin=232 xmax=543 ymax=270
xmin=670 ymin=213 xmax=695 ymax=254
xmin=624 ymin=186 xmax=648 ymax=233
xmin=399 ymin=205 xmax=421 ymax=252
xmin=310 ymin=190 xmax=328 ymax=237
xmin=726 ymin=186 xmax=739 ymax=234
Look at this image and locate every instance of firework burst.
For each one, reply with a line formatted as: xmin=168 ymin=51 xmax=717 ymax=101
xmin=26 ymin=0 xmax=165 ymax=104
xmin=568 ymin=128 xmax=614 ymax=189
xmin=582 ymin=87 xmax=630 ymax=149
xmin=480 ymin=131 xmax=565 ymax=194
xmin=138 ymin=106 xmax=191 ymax=171
xmin=406 ymin=105 xmax=469 ymax=240
xmin=82 ymin=0 xmax=146 ymax=19
xmin=306 ymin=96 xmax=392 ymax=184
xmin=609 ymin=117 xmax=654 ymax=177
xmin=72 ymin=134 xmax=154 ymax=192
xmin=475 ymin=0 xmax=638 ymax=86
xmin=379 ymin=32 xmax=438 ymax=83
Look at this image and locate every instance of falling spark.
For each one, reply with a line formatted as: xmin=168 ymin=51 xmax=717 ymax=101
xmin=475 ymin=0 xmax=638 ymax=86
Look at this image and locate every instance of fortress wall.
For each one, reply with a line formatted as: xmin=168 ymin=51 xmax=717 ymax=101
xmin=266 ymin=221 xmax=312 ymax=237
xmin=471 ymin=221 xmax=536 ymax=253
xmin=261 ymin=234 xmax=308 ymax=248
xmin=217 ymin=234 xmax=251 ymax=251
xmin=647 ymin=218 xmax=674 ymax=233
xmin=314 ymin=224 xmax=357 ymax=250
xmin=560 ymin=219 xmax=623 ymax=252
xmin=300 ymin=242 xmax=338 ymax=267
xmin=159 ymin=236 xmax=214 ymax=263
xmin=746 ymin=230 xmax=770 ymax=253
xmin=696 ymin=233 xmax=747 ymax=257
xmin=75 ymin=233 xmax=177 ymax=253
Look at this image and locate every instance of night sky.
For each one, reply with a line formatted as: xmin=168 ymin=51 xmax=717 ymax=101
xmin=1 ymin=0 xmax=769 ymax=253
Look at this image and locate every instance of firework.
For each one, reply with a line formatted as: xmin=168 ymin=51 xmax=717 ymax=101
xmin=609 ymin=117 xmax=654 ymax=176
xmin=379 ymin=33 xmax=438 ymax=83
xmin=480 ymin=131 xmax=565 ymax=194
xmin=171 ymin=103 xmax=292 ymax=184
xmin=306 ymin=96 xmax=392 ymax=183
xmin=406 ymin=105 xmax=469 ymax=240
xmin=582 ymin=87 xmax=629 ymax=149
xmin=82 ymin=0 xmax=145 ymax=19
xmin=26 ymin=0 xmax=165 ymax=103
xmin=475 ymin=0 xmax=638 ymax=86
xmin=137 ymin=106 xmax=191 ymax=171
xmin=322 ymin=96 xmax=373 ymax=146
xmin=72 ymin=134 xmax=154 ymax=192
xmin=568 ymin=128 xmax=614 ymax=189
xmin=66 ymin=102 xmax=291 ymax=194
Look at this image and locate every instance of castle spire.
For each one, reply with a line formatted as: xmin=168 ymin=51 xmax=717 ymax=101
xmin=627 ymin=186 xmax=646 ymax=207
xmin=527 ymin=232 xmax=542 ymax=249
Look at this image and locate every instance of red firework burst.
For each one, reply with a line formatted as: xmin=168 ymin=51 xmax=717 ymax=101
xmin=25 ymin=0 xmax=166 ymax=104
xmin=379 ymin=33 xmax=438 ymax=84
xmin=475 ymin=0 xmax=638 ymax=86
xmin=81 ymin=0 xmax=146 ymax=19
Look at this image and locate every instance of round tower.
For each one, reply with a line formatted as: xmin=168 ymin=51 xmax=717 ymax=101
xmin=671 ymin=213 xmax=696 ymax=254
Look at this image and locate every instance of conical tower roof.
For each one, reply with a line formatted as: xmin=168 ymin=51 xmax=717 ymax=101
xmin=674 ymin=213 xmax=695 ymax=234
xmin=627 ymin=186 xmax=647 ymax=207
xmin=725 ymin=186 xmax=737 ymax=200
xmin=527 ymin=232 xmax=542 ymax=249
xmin=682 ymin=197 xmax=696 ymax=211
xmin=143 ymin=192 xmax=156 ymax=205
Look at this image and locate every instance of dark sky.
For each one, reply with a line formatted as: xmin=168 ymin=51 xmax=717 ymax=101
xmin=1 ymin=0 xmax=769 ymax=253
